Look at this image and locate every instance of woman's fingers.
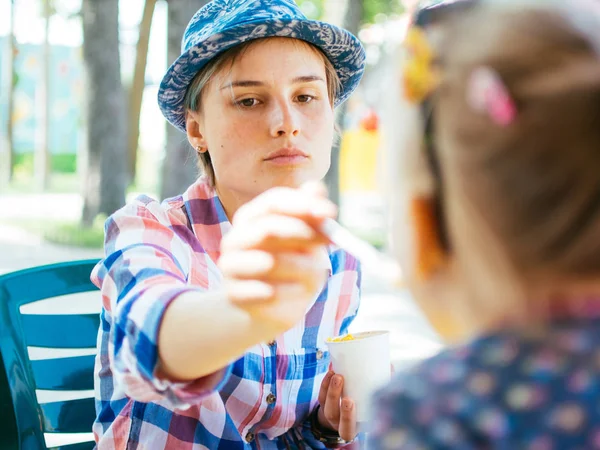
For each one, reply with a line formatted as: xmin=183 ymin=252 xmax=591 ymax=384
xmin=219 ymin=251 xmax=327 ymax=282
xmin=232 ymin=187 xmax=337 ymax=227
xmin=218 ymin=184 xmax=335 ymax=330
xmin=218 ymin=250 xmax=276 ymax=277
xmin=225 ymin=280 xmax=320 ymax=307
xmin=317 ymin=372 xmax=358 ymax=443
xmin=222 ymin=215 xmax=329 ymax=252
xmin=300 ymin=180 xmax=329 ymax=198
xmin=234 ymin=284 xmax=322 ymax=330
xmin=224 ymin=279 xmax=276 ymax=304
xmin=318 ymin=370 xmax=335 ymax=407
xmin=337 ymin=397 xmax=357 ymax=442
xmin=220 ymin=248 xmax=328 ymax=308
xmin=323 ymin=374 xmax=344 ymax=427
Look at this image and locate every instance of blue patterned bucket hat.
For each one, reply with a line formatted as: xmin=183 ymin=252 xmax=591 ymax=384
xmin=158 ymin=0 xmax=366 ymax=132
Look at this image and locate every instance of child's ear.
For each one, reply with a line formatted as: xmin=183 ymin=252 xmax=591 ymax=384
xmin=410 ymin=195 xmax=447 ymax=281
xmin=409 ymin=195 xmax=479 ymax=344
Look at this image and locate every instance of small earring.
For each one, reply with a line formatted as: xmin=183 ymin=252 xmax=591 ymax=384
xmin=196 ymin=145 xmax=204 ymax=153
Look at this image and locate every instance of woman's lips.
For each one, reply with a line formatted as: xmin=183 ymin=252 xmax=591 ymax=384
xmin=264 ymin=147 xmax=309 ymax=165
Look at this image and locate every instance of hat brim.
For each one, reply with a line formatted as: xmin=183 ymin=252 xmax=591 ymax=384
xmin=158 ymin=18 xmax=366 ymax=132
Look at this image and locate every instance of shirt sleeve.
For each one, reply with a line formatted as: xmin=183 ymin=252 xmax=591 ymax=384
xmin=331 ymin=249 xmax=362 ymax=336
xmin=297 ymin=418 xmax=328 ymax=449
xmin=291 ymin=404 xmax=366 ymax=449
xmin=91 ymin=197 xmax=232 ymax=409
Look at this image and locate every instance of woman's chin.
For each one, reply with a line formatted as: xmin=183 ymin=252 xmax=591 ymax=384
xmin=264 ymin=168 xmax=320 ymax=189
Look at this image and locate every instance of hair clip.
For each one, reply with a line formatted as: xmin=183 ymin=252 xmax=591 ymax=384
xmin=402 ymin=26 xmax=440 ymax=103
xmin=467 ymin=66 xmax=517 ymax=126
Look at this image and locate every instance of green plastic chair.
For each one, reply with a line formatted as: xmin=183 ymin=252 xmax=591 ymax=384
xmin=0 ymin=259 xmax=101 ymax=450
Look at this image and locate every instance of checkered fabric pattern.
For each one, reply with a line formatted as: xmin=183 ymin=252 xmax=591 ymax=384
xmin=91 ymin=177 xmax=361 ymax=449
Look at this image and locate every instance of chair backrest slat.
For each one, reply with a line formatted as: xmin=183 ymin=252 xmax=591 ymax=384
xmin=1 ymin=263 xmax=98 ymax=305
xmin=47 ymin=440 xmax=96 ymax=450
xmin=0 ymin=259 xmax=101 ymax=450
xmin=21 ymin=314 xmax=100 ymax=348
xmin=31 ymin=356 xmax=95 ymax=391
xmin=40 ymin=398 xmax=97 ymax=434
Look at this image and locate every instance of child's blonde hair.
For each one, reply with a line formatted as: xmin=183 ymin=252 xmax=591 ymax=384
xmin=428 ymin=0 xmax=600 ymax=278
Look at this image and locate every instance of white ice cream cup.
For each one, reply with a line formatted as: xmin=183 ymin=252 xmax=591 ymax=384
xmin=326 ymin=330 xmax=391 ymax=423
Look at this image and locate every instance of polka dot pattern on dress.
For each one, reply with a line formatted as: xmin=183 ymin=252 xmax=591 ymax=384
xmin=369 ymin=318 xmax=600 ymax=449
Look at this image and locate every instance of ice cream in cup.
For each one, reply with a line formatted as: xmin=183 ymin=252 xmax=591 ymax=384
xmin=326 ymin=330 xmax=391 ymax=423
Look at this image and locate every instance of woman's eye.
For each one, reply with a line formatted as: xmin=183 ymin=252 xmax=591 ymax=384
xmin=297 ymin=94 xmax=315 ymax=103
xmin=237 ymin=98 xmax=259 ymax=108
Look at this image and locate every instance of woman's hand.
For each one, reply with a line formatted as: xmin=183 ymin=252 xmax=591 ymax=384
xmin=218 ymin=183 xmax=336 ymax=333
xmin=317 ymin=370 xmax=357 ymax=442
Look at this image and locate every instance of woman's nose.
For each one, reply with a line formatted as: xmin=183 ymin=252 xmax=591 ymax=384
xmin=270 ymin=100 xmax=300 ymax=137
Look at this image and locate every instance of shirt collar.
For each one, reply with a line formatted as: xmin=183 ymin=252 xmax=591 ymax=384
xmin=182 ymin=176 xmax=334 ymax=275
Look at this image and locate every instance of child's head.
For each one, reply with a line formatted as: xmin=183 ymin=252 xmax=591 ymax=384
xmin=389 ymin=0 xmax=600 ymax=341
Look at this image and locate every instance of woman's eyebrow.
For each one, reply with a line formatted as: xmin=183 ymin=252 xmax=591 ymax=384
xmin=220 ymin=80 xmax=264 ymax=90
xmin=220 ymin=75 xmax=325 ymax=90
xmin=291 ymin=75 xmax=325 ymax=84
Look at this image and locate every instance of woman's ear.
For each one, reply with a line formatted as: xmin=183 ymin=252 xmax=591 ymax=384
xmin=185 ymin=110 xmax=208 ymax=152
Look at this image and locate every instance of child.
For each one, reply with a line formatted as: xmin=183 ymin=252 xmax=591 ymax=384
xmin=371 ymin=0 xmax=600 ymax=448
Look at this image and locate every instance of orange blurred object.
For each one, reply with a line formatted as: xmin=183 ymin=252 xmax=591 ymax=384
xmin=360 ymin=109 xmax=379 ymax=132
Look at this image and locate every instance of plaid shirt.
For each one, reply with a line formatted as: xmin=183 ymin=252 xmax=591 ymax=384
xmin=91 ymin=177 xmax=361 ymax=449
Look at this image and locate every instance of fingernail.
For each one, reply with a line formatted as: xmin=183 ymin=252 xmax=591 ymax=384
xmin=333 ymin=375 xmax=342 ymax=386
xmin=342 ymin=399 xmax=353 ymax=410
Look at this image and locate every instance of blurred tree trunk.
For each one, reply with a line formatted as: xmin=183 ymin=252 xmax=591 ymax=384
xmin=127 ymin=0 xmax=157 ymax=183
xmin=323 ymin=0 xmax=346 ymax=26
xmin=160 ymin=0 xmax=206 ymax=200
xmin=343 ymin=0 xmax=364 ymax=56
xmin=34 ymin=0 xmax=51 ymax=191
xmin=81 ymin=0 xmax=127 ymax=226
xmin=1 ymin=0 xmax=16 ymax=188
xmin=324 ymin=0 xmax=364 ymax=206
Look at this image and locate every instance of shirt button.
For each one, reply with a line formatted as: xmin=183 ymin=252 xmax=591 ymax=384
xmin=266 ymin=393 xmax=277 ymax=405
xmin=316 ymin=349 xmax=324 ymax=360
xmin=245 ymin=431 xmax=255 ymax=443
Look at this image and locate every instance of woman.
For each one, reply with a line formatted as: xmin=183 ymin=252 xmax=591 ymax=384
xmin=91 ymin=0 xmax=366 ymax=448
xmin=371 ymin=0 xmax=600 ymax=448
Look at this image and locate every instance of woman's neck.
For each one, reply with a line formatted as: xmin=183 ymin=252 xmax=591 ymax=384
xmin=214 ymin=185 xmax=249 ymax=222
xmin=212 ymin=176 xmax=308 ymax=222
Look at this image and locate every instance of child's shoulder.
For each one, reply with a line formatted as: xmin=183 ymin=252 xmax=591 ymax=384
xmin=381 ymin=326 xmax=596 ymax=401
xmin=372 ymin=324 xmax=600 ymax=448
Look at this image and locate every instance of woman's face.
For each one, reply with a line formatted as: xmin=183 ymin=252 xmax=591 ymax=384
xmin=187 ymin=37 xmax=335 ymax=205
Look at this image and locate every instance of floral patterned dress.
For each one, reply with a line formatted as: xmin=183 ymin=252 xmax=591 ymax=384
xmin=369 ymin=315 xmax=600 ymax=450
